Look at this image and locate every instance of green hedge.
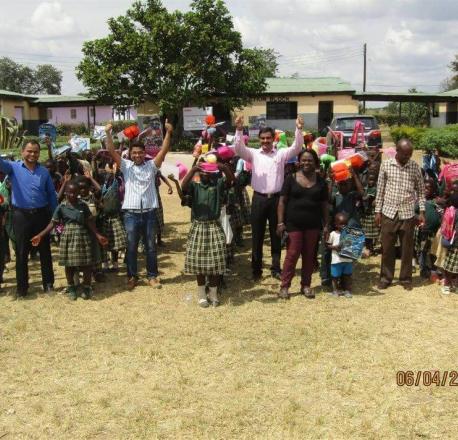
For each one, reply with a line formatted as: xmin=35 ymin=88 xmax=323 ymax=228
xmin=390 ymin=124 xmax=458 ymax=158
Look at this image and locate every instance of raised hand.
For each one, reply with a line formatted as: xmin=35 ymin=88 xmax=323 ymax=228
xmin=235 ymin=115 xmax=244 ymax=131
xmin=296 ymin=116 xmax=304 ymax=130
xmin=105 ymin=123 xmax=113 ymax=133
xmin=164 ymin=119 xmax=173 ymax=134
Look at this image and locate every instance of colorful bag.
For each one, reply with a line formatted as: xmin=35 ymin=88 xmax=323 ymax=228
xmin=338 ymin=227 xmax=365 ymax=260
xmin=440 ymin=206 xmax=456 ymax=247
xmin=438 ymin=164 xmax=458 ymax=190
xmin=0 ymin=179 xmax=9 ymax=208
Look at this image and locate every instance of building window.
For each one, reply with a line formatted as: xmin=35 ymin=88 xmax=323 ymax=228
xmin=266 ymin=101 xmax=298 ymax=120
xmin=70 ymin=109 xmax=77 ymax=119
xmin=47 ymin=109 xmax=53 ymax=120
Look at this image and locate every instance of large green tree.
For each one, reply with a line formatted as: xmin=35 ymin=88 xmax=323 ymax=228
xmin=440 ymin=55 xmax=458 ymax=92
xmin=0 ymin=57 xmax=62 ymax=94
xmin=76 ymin=0 xmax=277 ymax=128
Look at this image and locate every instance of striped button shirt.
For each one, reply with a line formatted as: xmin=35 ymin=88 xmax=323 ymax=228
xmin=375 ymin=158 xmax=425 ymax=220
xmin=121 ymin=158 xmax=158 ymax=210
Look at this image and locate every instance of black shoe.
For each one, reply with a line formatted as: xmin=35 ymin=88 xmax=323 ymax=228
xmin=43 ymin=284 xmax=54 ymax=293
xmin=271 ymin=271 xmax=282 ymax=280
xmin=16 ymin=290 xmax=28 ymax=299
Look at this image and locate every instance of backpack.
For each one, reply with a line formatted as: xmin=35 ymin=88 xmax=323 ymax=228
xmin=438 ymin=164 xmax=458 ymax=190
xmin=102 ymin=179 xmax=121 ymax=216
xmin=440 ymin=206 xmax=456 ymax=248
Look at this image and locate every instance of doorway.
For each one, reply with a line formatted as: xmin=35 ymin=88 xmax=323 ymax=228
xmin=446 ymin=102 xmax=458 ymax=124
xmin=318 ymin=101 xmax=334 ymax=131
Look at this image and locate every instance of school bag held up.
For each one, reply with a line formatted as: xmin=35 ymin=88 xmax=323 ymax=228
xmin=338 ymin=227 xmax=366 ymax=260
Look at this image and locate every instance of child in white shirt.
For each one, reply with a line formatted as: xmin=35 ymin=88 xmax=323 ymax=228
xmin=327 ymin=213 xmax=353 ymax=298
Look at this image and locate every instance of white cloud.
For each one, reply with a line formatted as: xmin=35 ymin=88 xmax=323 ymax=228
xmin=30 ymin=1 xmax=81 ymax=39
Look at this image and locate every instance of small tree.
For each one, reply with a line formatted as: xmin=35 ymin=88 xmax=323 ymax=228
xmin=440 ymin=55 xmax=458 ymax=92
xmin=76 ymin=0 xmax=277 ymax=135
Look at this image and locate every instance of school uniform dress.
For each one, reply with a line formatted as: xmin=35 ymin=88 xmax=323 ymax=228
xmin=100 ymin=179 xmax=127 ymax=252
xmin=361 ymin=186 xmax=379 ymax=240
xmin=443 ymin=218 xmax=458 ymax=274
xmin=184 ymin=179 xmax=227 ymax=275
xmin=53 ymin=201 xmax=94 ymax=267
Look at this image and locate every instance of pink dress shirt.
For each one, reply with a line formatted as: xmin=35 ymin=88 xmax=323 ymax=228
xmin=234 ymin=128 xmax=303 ymax=194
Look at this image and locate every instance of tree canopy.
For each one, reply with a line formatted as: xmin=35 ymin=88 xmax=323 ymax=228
xmin=0 ymin=57 xmax=62 ymax=94
xmin=384 ymin=88 xmax=430 ymax=127
xmin=76 ymin=0 xmax=277 ymax=117
xmin=440 ymin=55 xmax=458 ymax=92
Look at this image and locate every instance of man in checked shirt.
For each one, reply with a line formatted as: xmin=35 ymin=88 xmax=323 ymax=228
xmin=375 ymin=139 xmax=426 ymax=291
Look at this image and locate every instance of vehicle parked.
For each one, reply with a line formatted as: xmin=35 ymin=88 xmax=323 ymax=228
xmin=326 ymin=115 xmax=383 ymax=149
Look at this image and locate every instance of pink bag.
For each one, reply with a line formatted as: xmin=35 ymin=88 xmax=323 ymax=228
xmin=441 ymin=206 xmax=456 ymax=242
xmin=438 ymin=163 xmax=458 ymax=189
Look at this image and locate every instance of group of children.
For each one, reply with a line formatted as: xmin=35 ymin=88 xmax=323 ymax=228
xmin=1 ymin=133 xmax=457 ymax=305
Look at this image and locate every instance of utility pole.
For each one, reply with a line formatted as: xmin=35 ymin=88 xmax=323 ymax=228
xmin=362 ymin=43 xmax=367 ymax=114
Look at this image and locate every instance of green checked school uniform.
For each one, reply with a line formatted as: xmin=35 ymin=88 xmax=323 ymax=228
xmin=184 ymin=178 xmax=227 ymax=275
xmin=53 ymin=201 xmax=94 ymax=267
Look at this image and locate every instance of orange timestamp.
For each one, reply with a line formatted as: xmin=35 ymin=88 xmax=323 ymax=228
xmin=396 ymin=370 xmax=458 ymax=387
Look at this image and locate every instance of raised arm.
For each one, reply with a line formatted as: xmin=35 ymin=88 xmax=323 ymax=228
xmin=181 ymin=166 xmax=199 ymax=193
xmin=351 ymin=169 xmax=364 ymax=196
xmin=154 ymin=120 xmax=173 ymax=168
xmin=283 ymin=116 xmax=304 ymax=161
xmin=104 ymin=123 xmax=121 ymax=169
xmin=233 ymin=116 xmax=253 ymax=162
xmin=0 ymin=157 xmax=13 ymax=175
xmin=218 ymin=163 xmax=235 ymax=187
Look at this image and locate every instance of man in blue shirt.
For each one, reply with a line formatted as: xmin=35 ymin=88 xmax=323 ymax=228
xmin=0 ymin=140 xmax=57 ymax=297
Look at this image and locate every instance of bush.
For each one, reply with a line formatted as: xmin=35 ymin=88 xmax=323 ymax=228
xmin=391 ymin=124 xmax=458 ymax=158
xmin=173 ymin=138 xmax=194 ymax=152
xmin=418 ymin=127 xmax=458 ymax=158
xmin=390 ymin=125 xmax=427 ymax=146
xmin=56 ymin=123 xmax=88 ymax=136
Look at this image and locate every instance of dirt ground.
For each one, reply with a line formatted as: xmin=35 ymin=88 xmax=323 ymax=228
xmin=1 ymin=152 xmax=458 ymax=439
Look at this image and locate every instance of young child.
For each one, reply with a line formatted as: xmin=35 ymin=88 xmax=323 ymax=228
xmin=361 ymin=172 xmax=379 ymax=255
xmin=320 ymin=172 xmax=364 ymax=287
xmin=99 ymin=163 xmax=127 ymax=272
xmin=440 ymin=193 xmax=458 ymax=294
xmin=31 ymin=181 xmax=107 ymax=300
xmin=327 ymin=213 xmax=353 ymax=298
xmin=414 ymin=180 xmax=442 ymax=278
xmin=181 ymin=161 xmax=234 ymax=307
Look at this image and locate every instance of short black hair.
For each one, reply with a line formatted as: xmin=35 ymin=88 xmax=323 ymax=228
xmin=22 ymin=139 xmax=40 ymax=151
xmin=258 ymin=127 xmax=275 ymax=138
xmin=298 ymin=148 xmax=320 ymax=168
xmin=129 ymin=141 xmax=146 ymax=151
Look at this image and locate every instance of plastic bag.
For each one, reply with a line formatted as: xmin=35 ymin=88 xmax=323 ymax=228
xmin=219 ymin=206 xmax=233 ymax=244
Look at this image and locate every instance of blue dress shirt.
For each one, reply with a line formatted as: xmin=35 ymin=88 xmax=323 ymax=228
xmin=0 ymin=159 xmax=58 ymax=212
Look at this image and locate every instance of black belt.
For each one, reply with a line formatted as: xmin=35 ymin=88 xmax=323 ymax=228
xmin=254 ymin=191 xmax=280 ymax=199
xmin=13 ymin=206 xmax=49 ymax=215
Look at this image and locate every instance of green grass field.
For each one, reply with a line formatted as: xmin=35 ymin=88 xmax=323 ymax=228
xmin=0 ymin=184 xmax=457 ymax=439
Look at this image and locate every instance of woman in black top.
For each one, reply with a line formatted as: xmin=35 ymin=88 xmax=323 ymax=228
xmin=277 ymin=149 xmax=329 ymax=299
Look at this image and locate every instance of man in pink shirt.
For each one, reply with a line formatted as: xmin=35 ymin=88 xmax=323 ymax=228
xmin=235 ymin=115 xmax=304 ymax=280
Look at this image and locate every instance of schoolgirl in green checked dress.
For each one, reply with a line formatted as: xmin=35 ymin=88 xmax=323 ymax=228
xmin=31 ymin=181 xmax=108 ymax=301
xmin=181 ymin=161 xmax=235 ymax=308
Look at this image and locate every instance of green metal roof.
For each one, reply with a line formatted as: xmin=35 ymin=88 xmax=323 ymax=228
xmin=439 ymin=88 xmax=458 ymax=97
xmin=264 ymin=77 xmax=355 ymax=94
xmin=0 ymin=89 xmax=31 ymax=99
xmin=32 ymin=95 xmax=96 ymax=104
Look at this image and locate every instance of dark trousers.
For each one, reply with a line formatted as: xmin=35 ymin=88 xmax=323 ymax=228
xmin=251 ymin=192 xmax=281 ymax=275
xmin=0 ymin=225 xmax=6 ymax=284
xmin=319 ymin=232 xmax=332 ymax=283
xmin=380 ymin=214 xmax=415 ymax=285
xmin=281 ymin=229 xmax=321 ymax=288
xmin=13 ymin=207 xmax=54 ymax=292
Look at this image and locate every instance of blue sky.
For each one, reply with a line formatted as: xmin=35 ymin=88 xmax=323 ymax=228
xmin=1 ymin=0 xmax=457 ymax=96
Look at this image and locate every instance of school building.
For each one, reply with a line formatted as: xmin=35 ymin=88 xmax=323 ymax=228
xmin=0 ymin=90 xmax=135 ymax=135
xmin=1 ymin=79 xmax=458 ymax=135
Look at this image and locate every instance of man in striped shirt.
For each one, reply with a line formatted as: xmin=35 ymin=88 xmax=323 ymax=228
xmin=105 ymin=121 xmax=173 ymax=290
xmin=375 ymin=139 xmax=426 ymax=291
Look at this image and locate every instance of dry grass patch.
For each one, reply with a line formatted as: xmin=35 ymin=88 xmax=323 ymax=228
xmin=0 ymin=185 xmax=457 ymax=439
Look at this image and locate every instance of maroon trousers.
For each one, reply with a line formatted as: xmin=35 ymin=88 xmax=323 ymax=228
xmin=281 ymin=229 xmax=321 ymax=288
